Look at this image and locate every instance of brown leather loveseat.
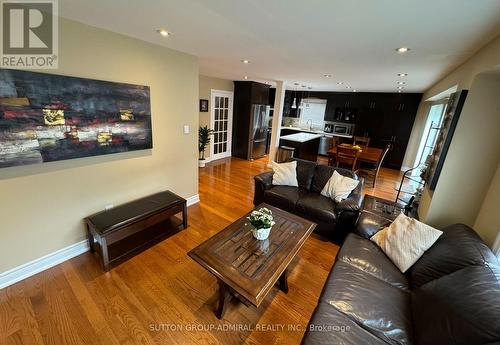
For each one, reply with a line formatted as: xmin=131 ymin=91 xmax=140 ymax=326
xmin=301 ymin=212 xmax=500 ymax=345
xmin=253 ymin=158 xmax=363 ymax=242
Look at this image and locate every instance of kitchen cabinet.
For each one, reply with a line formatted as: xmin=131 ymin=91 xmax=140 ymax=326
xmin=281 ymin=90 xmax=422 ymax=169
xmin=354 ymin=92 xmax=422 ymax=168
xmin=324 ymin=92 xmax=354 ymax=122
xmin=268 ymin=88 xmax=276 ymax=106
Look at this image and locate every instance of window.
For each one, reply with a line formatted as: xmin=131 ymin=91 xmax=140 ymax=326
xmin=414 ymin=101 xmax=447 ymax=169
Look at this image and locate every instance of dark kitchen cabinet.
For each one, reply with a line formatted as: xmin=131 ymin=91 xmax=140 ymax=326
xmin=280 ymin=89 xmax=422 ymax=169
xmin=324 ymin=92 xmax=354 ymax=122
xmin=354 ymin=92 xmax=422 ymax=169
xmin=268 ymin=88 xmax=276 ymax=106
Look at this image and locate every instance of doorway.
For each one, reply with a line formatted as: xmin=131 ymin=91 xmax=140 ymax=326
xmin=210 ymin=90 xmax=233 ymax=161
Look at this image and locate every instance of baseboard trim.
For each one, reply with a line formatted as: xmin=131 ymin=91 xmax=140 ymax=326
xmin=0 ymin=240 xmax=90 ymax=290
xmin=0 ymin=193 xmax=201 ymax=290
xmin=187 ymin=194 xmax=200 ymax=206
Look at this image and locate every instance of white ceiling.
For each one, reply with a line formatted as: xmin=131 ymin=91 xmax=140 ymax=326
xmin=59 ymin=0 xmax=500 ymax=92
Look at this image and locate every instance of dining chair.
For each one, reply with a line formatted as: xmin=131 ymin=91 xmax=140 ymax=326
xmin=335 ymin=145 xmax=359 ymax=171
xmin=353 ymin=136 xmax=370 ymax=147
xmin=356 ymin=143 xmax=391 ymax=188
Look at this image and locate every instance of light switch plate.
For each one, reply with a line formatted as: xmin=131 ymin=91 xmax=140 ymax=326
xmin=183 ymin=125 xmax=190 ymax=134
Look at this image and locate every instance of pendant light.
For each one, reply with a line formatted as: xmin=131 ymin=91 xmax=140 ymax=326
xmin=291 ymin=83 xmax=299 ymax=109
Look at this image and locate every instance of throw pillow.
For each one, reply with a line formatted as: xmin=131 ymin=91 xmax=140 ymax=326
xmin=371 ymin=214 xmax=443 ymax=273
xmin=320 ymin=170 xmax=359 ymax=203
xmin=272 ymin=161 xmax=298 ymax=187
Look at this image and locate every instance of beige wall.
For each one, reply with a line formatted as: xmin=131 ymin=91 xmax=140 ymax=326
xmin=421 ymin=72 xmax=500 ymax=230
xmin=474 ymin=164 xmax=500 ymax=247
xmin=198 ymin=75 xmax=233 ymax=159
xmin=403 ymin=35 xmax=500 ymax=169
xmin=0 ymin=18 xmax=199 ymax=273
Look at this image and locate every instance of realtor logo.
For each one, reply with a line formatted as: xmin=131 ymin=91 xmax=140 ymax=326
xmin=1 ymin=0 xmax=58 ymax=68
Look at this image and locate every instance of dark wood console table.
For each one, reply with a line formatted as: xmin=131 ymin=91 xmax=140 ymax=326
xmin=85 ymin=191 xmax=187 ymax=271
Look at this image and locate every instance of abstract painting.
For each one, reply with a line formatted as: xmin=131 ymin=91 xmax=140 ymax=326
xmin=0 ymin=69 xmax=152 ymax=168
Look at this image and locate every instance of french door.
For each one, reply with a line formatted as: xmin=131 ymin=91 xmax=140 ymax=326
xmin=210 ymin=90 xmax=233 ymax=161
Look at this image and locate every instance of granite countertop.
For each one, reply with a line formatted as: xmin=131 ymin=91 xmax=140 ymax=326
xmin=282 ymin=126 xmax=353 ymax=138
xmin=280 ymin=132 xmax=323 ymax=143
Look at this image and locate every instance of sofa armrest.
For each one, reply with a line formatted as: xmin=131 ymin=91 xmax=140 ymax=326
xmin=253 ymin=171 xmax=274 ymax=206
xmin=354 ymin=211 xmax=392 ymax=239
xmin=332 ymin=177 xmax=364 ymax=242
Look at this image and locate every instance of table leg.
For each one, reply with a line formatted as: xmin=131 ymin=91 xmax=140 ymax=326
xmin=182 ymin=202 xmax=188 ymax=229
xmin=216 ymin=280 xmax=231 ymax=319
xmin=279 ymin=268 xmax=289 ymax=293
xmin=86 ymin=224 xmax=95 ymax=253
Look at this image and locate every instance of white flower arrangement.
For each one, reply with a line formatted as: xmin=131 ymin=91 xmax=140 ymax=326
xmin=246 ymin=207 xmax=276 ymax=230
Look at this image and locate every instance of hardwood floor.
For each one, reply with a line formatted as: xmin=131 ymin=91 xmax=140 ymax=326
xmin=0 ymin=157 xmax=402 ymax=345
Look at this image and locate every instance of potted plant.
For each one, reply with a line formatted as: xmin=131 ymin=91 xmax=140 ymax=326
xmin=246 ymin=207 xmax=276 ymax=240
xmin=198 ymin=125 xmax=213 ymax=168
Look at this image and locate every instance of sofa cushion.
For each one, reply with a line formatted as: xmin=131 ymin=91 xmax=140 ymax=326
xmin=263 ymin=186 xmax=307 ymax=212
xmin=272 ymin=161 xmax=298 ymax=187
xmin=294 ymin=158 xmax=317 ymax=190
xmin=302 ymin=302 xmax=390 ymax=345
xmin=321 ymin=170 xmax=360 ymax=203
xmin=409 ymin=223 xmax=499 ymax=288
xmin=371 ymin=214 xmax=443 ymax=273
xmin=311 ymin=165 xmax=357 ymax=193
xmin=319 ymin=261 xmax=413 ymax=345
xmin=296 ymin=194 xmax=337 ymax=224
xmin=412 ymin=264 xmax=500 ymax=345
xmin=338 ymin=234 xmax=409 ymax=291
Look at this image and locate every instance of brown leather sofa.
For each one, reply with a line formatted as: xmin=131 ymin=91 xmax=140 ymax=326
xmin=301 ymin=212 xmax=500 ymax=345
xmin=253 ymin=158 xmax=363 ymax=242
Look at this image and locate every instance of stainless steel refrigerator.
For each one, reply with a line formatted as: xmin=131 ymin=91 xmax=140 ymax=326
xmin=250 ymin=104 xmax=270 ymax=159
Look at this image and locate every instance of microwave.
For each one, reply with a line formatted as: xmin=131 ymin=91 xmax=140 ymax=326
xmin=324 ymin=122 xmax=355 ymax=136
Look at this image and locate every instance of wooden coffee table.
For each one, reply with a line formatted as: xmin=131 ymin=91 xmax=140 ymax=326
xmin=188 ymin=204 xmax=316 ymax=319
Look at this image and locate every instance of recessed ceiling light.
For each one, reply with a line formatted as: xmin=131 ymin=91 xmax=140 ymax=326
xmin=397 ymin=86 xmax=404 ymax=89
xmin=353 ymin=89 xmax=357 ymax=92
xmin=398 ymin=90 xmax=402 ymax=93
xmin=301 ymin=85 xmax=307 ymax=88
xmin=294 ymin=82 xmax=300 ymax=86
xmin=323 ymin=74 xmax=332 ymax=78
xmin=241 ymin=59 xmax=250 ymax=64
xmin=337 ymin=82 xmax=344 ymax=85
xmin=308 ymin=87 xmax=313 ymax=89
xmin=397 ymin=81 xmax=406 ymax=85
xmin=244 ymin=76 xmax=248 ymax=80
xmin=397 ymin=73 xmax=408 ymax=77
xmin=395 ymin=47 xmax=410 ymax=53
xmin=157 ymin=29 xmax=171 ymax=37
xmin=346 ymin=86 xmax=351 ymax=89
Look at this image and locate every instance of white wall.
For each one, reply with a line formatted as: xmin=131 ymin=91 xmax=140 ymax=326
xmin=0 ymin=18 xmax=199 ymax=273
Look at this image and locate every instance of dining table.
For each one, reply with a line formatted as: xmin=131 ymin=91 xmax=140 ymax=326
xmin=327 ymin=143 xmax=384 ymax=165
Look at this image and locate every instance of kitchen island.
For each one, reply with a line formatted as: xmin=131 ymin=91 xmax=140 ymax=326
xmin=279 ymin=132 xmax=322 ymax=162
